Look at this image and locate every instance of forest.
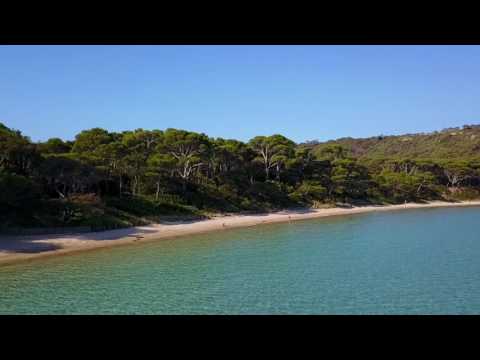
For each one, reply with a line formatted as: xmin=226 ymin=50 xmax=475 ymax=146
xmin=1 ymin=121 xmax=480 ymax=230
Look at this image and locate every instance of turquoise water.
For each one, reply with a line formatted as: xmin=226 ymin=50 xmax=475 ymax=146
xmin=1 ymin=206 xmax=480 ymax=314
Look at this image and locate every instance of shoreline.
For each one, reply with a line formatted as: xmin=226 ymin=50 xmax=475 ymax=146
xmin=1 ymin=200 xmax=480 ymax=268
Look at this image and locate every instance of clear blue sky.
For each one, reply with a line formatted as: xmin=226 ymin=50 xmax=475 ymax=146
xmin=1 ymin=45 xmax=480 ymax=143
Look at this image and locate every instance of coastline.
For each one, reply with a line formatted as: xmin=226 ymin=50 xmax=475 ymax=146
xmin=1 ymin=200 xmax=480 ymax=268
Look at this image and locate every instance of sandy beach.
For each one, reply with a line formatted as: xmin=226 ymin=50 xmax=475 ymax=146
xmin=1 ymin=200 xmax=480 ymax=267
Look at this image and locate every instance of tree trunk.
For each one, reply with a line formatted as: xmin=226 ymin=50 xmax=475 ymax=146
xmin=132 ymin=175 xmax=139 ymax=195
xmin=155 ymin=181 xmax=160 ymax=201
xmin=416 ymin=182 xmax=424 ymax=196
xmin=119 ymin=175 xmax=123 ymax=197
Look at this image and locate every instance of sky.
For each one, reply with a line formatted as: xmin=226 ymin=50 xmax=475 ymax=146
xmin=1 ymin=45 xmax=480 ymax=143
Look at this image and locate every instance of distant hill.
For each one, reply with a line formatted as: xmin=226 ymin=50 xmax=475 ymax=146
xmin=0 ymin=122 xmax=15 ymax=134
xmin=303 ymin=124 xmax=480 ymax=161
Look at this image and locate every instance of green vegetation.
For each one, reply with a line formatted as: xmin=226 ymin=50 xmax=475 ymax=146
xmin=305 ymin=125 xmax=480 ymax=161
xmin=1 ymin=122 xmax=479 ymax=231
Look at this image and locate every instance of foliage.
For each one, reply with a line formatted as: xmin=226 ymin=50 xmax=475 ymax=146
xmin=0 ymin=172 xmax=42 ymax=227
xmin=289 ymin=180 xmax=327 ymax=204
xmin=1 ymin=121 xmax=480 ymax=229
xmin=306 ymin=125 xmax=480 ymax=161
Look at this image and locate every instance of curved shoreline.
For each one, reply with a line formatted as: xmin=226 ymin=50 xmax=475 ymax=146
xmin=1 ymin=200 xmax=480 ymax=268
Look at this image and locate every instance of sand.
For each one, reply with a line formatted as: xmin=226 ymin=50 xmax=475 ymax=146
xmin=1 ymin=200 xmax=480 ymax=267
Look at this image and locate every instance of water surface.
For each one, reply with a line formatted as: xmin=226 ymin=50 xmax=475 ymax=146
xmin=1 ymin=206 xmax=479 ymax=314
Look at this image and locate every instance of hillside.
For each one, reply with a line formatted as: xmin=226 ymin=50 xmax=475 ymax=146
xmin=305 ymin=124 xmax=480 ymax=161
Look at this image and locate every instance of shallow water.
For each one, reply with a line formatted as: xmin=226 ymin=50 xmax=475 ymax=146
xmin=1 ymin=206 xmax=480 ymax=314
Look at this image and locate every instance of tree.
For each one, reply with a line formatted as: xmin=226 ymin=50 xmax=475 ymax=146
xmin=121 ymin=129 xmax=163 ymax=195
xmin=39 ymin=155 xmax=100 ymax=198
xmin=317 ymin=144 xmax=347 ymax=161
xmin=157 ymin=129 xmax=211 ymax=191
xmin=147 ymin=153 xmax=176 ymax=200
xmin=208 ymin=138 xmax=250 ymax=186
xmin=286 ymin=147 xmax=329 ymax=186
xmin=72 ymin=128 xmax=112 ymax=154
xmin=382 ymin=159 xmax=419 ymax=175
xmin=248 ymin=135 xmax=295 ymax=181
xmin=0 ymin=124 xmax=40 ymax=176
xmin=441 ymin=161 xmax=473 ymax=189
xmin=290 ymin=180 xmax=327 ymax=204
xmin=375 ymin=169 xmax=437 ymax=202
xmin=96 ymin=141 xmax=128 ymax=196
xmin=330 ymin=159 xmax=371 ymax=203
xmin=38 ymin=138 xmax=72 ymax=154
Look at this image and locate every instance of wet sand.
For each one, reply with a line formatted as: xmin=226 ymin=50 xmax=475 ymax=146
xmin=1 ymin=200 xmax=480 ymax=267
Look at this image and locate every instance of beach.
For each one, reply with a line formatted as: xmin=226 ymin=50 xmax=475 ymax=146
xmin=1 ymin=200 xmax=480 ymax=267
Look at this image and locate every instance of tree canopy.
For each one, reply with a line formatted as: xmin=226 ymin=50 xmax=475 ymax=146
xmin=1 ymin=122 xmax=479 ymax=230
